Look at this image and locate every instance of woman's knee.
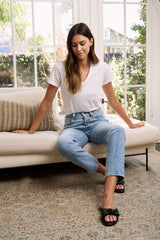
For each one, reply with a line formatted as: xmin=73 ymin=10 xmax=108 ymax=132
xmin=110 ymin=125 xmax=125 ymax=140
xmin=117 ymin=125 xmax=125 ymax=136
xmin=57 ymin=135 xmax=70 ymax=154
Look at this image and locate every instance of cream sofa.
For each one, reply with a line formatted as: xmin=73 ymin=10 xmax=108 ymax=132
xmin=0 ymin=87 xmax=159 ymax=170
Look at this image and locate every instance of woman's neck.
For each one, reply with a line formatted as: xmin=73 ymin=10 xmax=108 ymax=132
xmin=78 ymin=58 xmax=90 ymax=70
xmin=78 ymin=59 xmax=90 ymax=82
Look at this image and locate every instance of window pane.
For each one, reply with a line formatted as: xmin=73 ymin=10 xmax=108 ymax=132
xmin=103 ymin=4 xmax=124 ymax=45
xmin=0 ymin=0 xmax=73 ymax=88
xmin=13 ymin=1 xmax=32 ymax=47
xmin=104 ymin=46 xmax=124 ymax=86
xmin=126 ymin=47 xmax=146 ymax=85
xmin=0 ymin=0 xmax=12 ymax=46
xmin=36 ymin=48 xmax=55 ymax=88
xmin=126 ymin=4 xmax=146 ymax=45
xmin=127 ymin=87 xmax=145 ymax=120
xmin=0 ymin=52 xmax=13 ymax=87
xmin=16 ymin=50 xmax=34 ymax=87
xmin=0 ymin=0 xmax=13 ymax=87
xmin=55 ymin=2 xmax=72 ymax=45
xmin=34 ymin=1 xmax=53 ymax=46
xmin=0 ymin=47 xmax=11 ymax=54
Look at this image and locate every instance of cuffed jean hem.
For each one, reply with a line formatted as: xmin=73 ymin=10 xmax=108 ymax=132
xmin=85 ymin=160 xmax=99 ymax=174
xmin=105 ymin=171 xmax=125 ymax=180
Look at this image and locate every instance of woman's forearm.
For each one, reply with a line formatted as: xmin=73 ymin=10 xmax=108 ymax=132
xmin=12 ymin=85 xmax=58 ymax=134
xmin=29 ymin=85 xmax=58 ymax=134
xmin=108 ymin=98 xmax=134 ymax=128
xmin=28 ymin=99 xmax=52 ymax=133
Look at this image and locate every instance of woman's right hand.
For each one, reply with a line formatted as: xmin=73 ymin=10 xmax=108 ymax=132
xmin=11 ymin=130 xmax=32 ymax=134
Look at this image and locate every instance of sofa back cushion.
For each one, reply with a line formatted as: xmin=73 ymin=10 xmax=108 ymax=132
xmin=0 ymin=88 xmax=46 ymax=104
xmin=0 ymin=88 xmax=62 ymax=132
xmin=0 ymin=101 xmax=55 ymax=132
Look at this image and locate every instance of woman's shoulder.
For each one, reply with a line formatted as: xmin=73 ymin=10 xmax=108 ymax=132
xmin=54 ymin=60 xmax=66 ymax=71
xmin=93 ymin=60 xmax=110 ymax=71
xmin=97 ymin=60 xmax=109 ymax=67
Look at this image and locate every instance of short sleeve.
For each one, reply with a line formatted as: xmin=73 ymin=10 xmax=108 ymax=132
xmin=47 ymin=63 xmax=61 ymax=88
xmin=102 ymin=62 xmax=114 ymax=86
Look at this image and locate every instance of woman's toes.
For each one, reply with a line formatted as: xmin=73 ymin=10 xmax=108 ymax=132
xmin=105 ymin=215 xmax=117 ymax=222
xmin=105 ymin=215 xmax=110 ymax=222
xmin=116 ymin=184 xmax=124 ymax=190
xmin=105 ymin=215 xmax=112 ymax=222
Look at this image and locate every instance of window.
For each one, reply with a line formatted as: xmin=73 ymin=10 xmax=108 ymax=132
xmin=103 ymin=0 xmax=147 ymax=120
xmin=0 ymin=0 xmax=73 ymax=88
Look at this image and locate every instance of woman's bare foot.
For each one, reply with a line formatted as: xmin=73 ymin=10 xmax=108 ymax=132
xmin=99 ymin=195 xmax=117 ymax=223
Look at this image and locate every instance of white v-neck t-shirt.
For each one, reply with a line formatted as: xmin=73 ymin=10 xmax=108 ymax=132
xmin=48 ymin=60 xmax=113 ymax=114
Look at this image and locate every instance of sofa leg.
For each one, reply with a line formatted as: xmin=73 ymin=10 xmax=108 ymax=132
xmin=124 ymin=148 xmax=149 ymax=171
xmin=146 ymin=148 xmax=148 ymax=171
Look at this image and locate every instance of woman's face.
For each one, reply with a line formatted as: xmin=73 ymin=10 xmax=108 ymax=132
xmin=71 ymin=34 xmax=93 ymax=61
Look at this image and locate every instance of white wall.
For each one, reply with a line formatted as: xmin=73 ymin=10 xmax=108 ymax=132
xmin=146 ymin=0 xmax=160 ymax=129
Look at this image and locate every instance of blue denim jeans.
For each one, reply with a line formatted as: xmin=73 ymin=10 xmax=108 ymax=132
xmin=57 ymin=108 xmax=125 ymax=179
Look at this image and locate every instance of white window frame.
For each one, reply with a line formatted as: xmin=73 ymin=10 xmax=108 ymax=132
xmin=75 ymin=0 xmax=160 ymax=128
xmin=3 ymin=0 xmax=74 ymax=88
xmin=102 ymin=0 xmax=147 ymax=118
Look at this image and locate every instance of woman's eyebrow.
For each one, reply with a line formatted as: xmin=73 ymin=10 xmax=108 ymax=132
xmin=71 ymin=40 xmax=86 ymax=44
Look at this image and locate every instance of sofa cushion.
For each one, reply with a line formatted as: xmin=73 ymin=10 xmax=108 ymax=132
xmin=0 ymin=101 xmax=55 ymax=132
xmin=0 ymin=114 xmax=159 ymax=156
xmin=0 ymin=88 xmax=46 ymax=104
xmin=0 ymin=131 xmax=59 ymax=155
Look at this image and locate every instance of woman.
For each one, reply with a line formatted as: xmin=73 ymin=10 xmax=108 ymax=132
xmin=13 ymin=23 xmax=145 ymax=226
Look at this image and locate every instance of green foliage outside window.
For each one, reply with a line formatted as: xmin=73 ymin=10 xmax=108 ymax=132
xmin=0 ymin=53 xmax=53 ymax=88
xmin=109 ymin=4 xmax=146 ymax=121
xmin=126 ymin=4 xmax=146 ymax=120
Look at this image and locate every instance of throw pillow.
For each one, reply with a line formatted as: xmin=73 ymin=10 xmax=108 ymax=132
xmin=0 ymin=101 xmax=55 ymax=132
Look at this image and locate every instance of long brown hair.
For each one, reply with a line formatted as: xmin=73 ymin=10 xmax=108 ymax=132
xmin=65 ymin=23 xmax=99 ymax=94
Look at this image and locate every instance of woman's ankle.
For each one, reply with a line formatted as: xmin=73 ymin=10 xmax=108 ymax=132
xmin=100 ymin=194 xmax=114 ymax=209
xmin=97 ymin=162 xmax=105 ymax=175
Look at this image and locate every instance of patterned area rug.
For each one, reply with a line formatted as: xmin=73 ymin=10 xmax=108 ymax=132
xmin=0 ymin=158 xmax=160 ymax=240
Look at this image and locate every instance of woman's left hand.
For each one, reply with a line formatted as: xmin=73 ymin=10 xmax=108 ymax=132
xmin=129 ymin=121 xmax=146 ymax=129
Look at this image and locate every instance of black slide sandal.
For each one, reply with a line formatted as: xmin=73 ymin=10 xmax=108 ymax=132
xmin=115 ymin=179 xmax=125 ymax=193
xmin=101 ymin=208 xmax=120 ymax=226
